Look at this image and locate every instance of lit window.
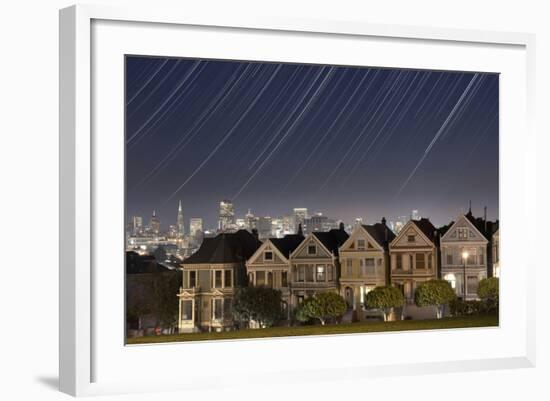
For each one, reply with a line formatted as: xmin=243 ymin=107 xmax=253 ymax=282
xmin=444 ymin=273 xmax=456 ymax=289
xmin=458 ymin=228 xmax=468 ymax=239
xmin=181 ymin=300 xmax=193 ymax=320
xmin=316 ymin=265 xmax=325 ymax=281
xmin=357 ymin=239 xmax=366 ymax=250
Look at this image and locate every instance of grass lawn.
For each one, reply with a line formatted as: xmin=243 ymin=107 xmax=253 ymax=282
xmin=126 ymin=315 xmax=498 ymax=345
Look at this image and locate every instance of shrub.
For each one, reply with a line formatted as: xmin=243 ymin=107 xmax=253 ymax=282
xmin=478 ymin=277 xmax=499 ymax=315
xmin=297 ymin=292 xmax=347 ymax=325
xmin=364 ymin=286 xmax=404 ymax=321
xmin=233 ymin=286 xmax=283 ymax=328
xmin=414 ymin=279 xmax=456 ymax=319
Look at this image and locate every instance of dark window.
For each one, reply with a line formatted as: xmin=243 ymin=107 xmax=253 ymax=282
xmin=396 ymin=255 xmax=403 ymax=270
xmin=446 ymin=254 xmax=453 ymax=265
xmin=407 ymin=235 xmax=415 ymax=243
xmin=307 ymin=245 xmax=316 ymax=255
xmin=298 ymin=266 xmax=305 ymax=282
xmin=467 ymin=276 xmax=479 ymax=294
xmin=214 ymin=270 xmax=222 ymax=288
xmin=264 ymin=251 xmax=273 ymax=261
xmin=256 ymin=271 xmax=266 ymax=286
xmin=416 ymin=254 xmax=426 ymax=269
xmin=282 ymin=271 xmax=288 ymax=287
xmin=305 ymin=265 xmax=314 ymax=281
xmin=224 ymin=270 xmax=232 ymax=287
xmin=223 ymin=298 xmax=232 ymax=318
xmin=213 ymin=299 xmax=223 ymax=320
xmin=189 ymin=271 xmax=196 ymax=288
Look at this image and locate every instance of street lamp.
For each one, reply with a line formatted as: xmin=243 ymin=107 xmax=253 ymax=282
xmin=461 ymin=251 xmax=469 ymax=300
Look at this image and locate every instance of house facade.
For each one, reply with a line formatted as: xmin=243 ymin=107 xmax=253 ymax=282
xmin=338 ymin=218 xmax=395 ymax=320
xmin=389 ymin=218 xmax=438 ymax=303
xmin=492 ymin=228 xmax=500 ymax=278
xmin=288 ymin=226 xmax=348 ymax=311
xmin=245 ymin=234 xmax=304 ymax=321
xmin=440 ymin=214 xmax=488 ymax=300
xmin=177 ymin=230 xmax=261 ymax=333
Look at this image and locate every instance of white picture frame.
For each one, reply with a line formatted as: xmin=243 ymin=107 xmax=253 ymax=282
xmin=59 ymin=4 xmax=536 ymax=397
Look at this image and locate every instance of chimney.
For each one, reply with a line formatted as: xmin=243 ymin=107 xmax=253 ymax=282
xmin=339 ymin=221 xmax=345 ymax=231
xmin=251 ymin=228 xmax=259 ymax=240
xmin=297 ymin=223 xmax=303 ymax=236
xmin=382 ymin=217 xmax=388 ymax=242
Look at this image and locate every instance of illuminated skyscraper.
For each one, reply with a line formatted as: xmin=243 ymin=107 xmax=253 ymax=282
xmin=293 ymin=208 xmax=308 ymax=233
xmin=218 ymin=200 xmax=235 ymax=231
xmin=177 ymin=200 xmax=185 ymax=238
xmin=150 ymin=210 xmax=160 ymax=234
xmin=189 ymin=218 xmax=203 ymax=238
xmin=132 ymin=216 xmax=143 ymax=235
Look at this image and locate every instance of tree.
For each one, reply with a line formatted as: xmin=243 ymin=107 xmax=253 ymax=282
xmin=233 ymin=286 xmax=283 ymax=328
xmin=364 ymin=286 xmax=404 ymax=321
xmin=414 ymin=279 xmax=456 ymax=319
xmin=297 ymin=292 xmax=347 ymax=325
xmin=477 ymin=277 xmax=499 ymax=314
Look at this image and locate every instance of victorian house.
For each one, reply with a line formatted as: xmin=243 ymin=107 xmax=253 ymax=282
xmin=389 ymin=218 xmax=438 ymax=303
xmin=338 ymin=218 xmax=395 ymax=320
xmin=492 ymin=228 xmax=500 ymax=278
xmin=245 ymin=233 xmax=304 ymax=321
xmin=177 ymin=230 xmax=261 ymax=333
xmin=288 ymin=224 xmax=348 ymax=310
xmin=440 ymin=212 xmax=491 ymax=300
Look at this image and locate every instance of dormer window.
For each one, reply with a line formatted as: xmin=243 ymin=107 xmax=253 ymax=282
xmin=264 ymin=251 xmax=273 ymax=261
xmin=307 ymin=245 xmax=316 ymax=255
xmin=357 ymin=239 xmax=366 ymax=250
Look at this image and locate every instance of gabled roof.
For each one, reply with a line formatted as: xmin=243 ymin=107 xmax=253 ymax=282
xmin=362 ymin=223 xmax=396 ymax=249
xmin=440 ymin=214 xmax=489 ymax=243
xmin=312 ymin=228 xmax=349 ymax=256
xmin=464 ymin=211 xmax=499 ymax=240
xmin=270 ymin=234 xmax=305 ymax=258
xmin=183 ymin=229 xmax=262 ymax=264
xmin=411 ymin=218 xmax=437 ymax=242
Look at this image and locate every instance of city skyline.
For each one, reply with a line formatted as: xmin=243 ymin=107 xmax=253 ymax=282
xmin=126 ymin=57 xmax=499 ymax=230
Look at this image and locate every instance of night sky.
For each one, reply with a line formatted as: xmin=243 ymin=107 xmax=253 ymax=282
xmin=125 ymin=56 xmax=499 ymax=230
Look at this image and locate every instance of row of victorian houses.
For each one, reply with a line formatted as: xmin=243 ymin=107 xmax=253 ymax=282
xmin=177 ymin=210 xmax=499 ymax=333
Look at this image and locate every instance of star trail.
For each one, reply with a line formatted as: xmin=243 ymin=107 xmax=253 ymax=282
xmin=125 ymin=56 xmax=499 ymax=230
